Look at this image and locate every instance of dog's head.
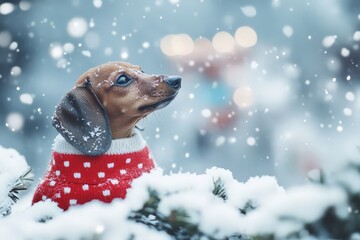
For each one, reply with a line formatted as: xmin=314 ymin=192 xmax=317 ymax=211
xmin=53 ymin=61 xmax=181 ymax=156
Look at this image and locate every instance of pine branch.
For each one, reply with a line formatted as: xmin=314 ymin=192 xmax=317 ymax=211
xmin=129 ymin=189 xmax=213 ymax=239
xmin=1 ymin=168 xmax=33 ymax=216
xmin=239 ymin=201 xmax=256 ymax=215
xmin=212 ymin=177 xmax=228 ymax=201
xmin=8 ymin=168 xmax=33 ymax=204
xmin=128 ymin=187 xmax=250 ymax=240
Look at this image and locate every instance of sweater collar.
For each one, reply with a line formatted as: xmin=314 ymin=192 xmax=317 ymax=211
xmin=52 ymin=130 xmax=147 ymax=155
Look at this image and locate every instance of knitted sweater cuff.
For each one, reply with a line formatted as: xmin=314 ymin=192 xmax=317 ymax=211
xmin=52 ymin=130 xmax=147 ymax=155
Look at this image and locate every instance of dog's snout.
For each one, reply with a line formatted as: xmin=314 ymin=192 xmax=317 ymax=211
xmin=165 ymin=76 xmax=182 ymax=90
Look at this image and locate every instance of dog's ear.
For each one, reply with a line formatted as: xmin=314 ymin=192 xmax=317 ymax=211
xmin=52 ymin=84 xmax=112 ymax=156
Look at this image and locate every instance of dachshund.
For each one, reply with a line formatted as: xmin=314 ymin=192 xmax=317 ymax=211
xmin=32 ymin=62 xmax=181 ymax=210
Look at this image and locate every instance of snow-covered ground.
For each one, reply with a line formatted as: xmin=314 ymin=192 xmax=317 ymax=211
xmin=1 ymin=146 xmax=359 ymax=239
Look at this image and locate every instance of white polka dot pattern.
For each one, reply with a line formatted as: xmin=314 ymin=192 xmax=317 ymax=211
xmin=110 ymin=179 xmax=119 ymax=185
xmin=98 ymin=172 xmax=105 ymax=178
xmin=102 ymin=190 xmax=110 ymax=196
xmin=64 ymin=187 xmax=71 ymax=194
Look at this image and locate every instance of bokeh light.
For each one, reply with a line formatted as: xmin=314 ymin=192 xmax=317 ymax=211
xmin=234 ymin=26 xmax=257 ymax=48
xmin=160 ymin=34 xmax=194 ymax=56
xmin=0 ymin=31 xmax=11 ymax=47
xmin=63 ymin=43 xmax=75 ymax=53
xmin=67 ymin=17 xmax=88 ymax=38
xmin=49 ymin=43 xmax=63 ymax=59
xmin=240 ymin=5 xmax=257 ymax=18
xmin=6 ymin=112 xmax=24 ymax=132
xmin=282 ymin=25 xmax=294 ymax=38
xmin=85 ymin=31 xmax=101 ymax=49
xmin=233 ymin=87 xmax=253 ymax=108
xmin=10 ymin=66 xmax=21 ymax=76
xmin=0 ymin=3 xmax=15 ymax=15
xmin=212 ymin=31 xmax=235 ymax=53
xmin=19 ymin=93 xmax=34 ymax=105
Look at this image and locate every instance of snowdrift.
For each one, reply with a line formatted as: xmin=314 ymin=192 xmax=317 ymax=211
xmin=0 ymin=146 xmax=359 ymax=239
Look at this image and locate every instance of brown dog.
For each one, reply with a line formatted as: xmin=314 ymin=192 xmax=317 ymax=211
xmin=32 ymin=62 xmax=181 ymax=210
xmin=53 ymin=61 xmax=181 ymax=155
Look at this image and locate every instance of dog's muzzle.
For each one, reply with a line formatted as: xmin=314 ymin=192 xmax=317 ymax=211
xmin=165 ymin=76 xmax=182 ymax=90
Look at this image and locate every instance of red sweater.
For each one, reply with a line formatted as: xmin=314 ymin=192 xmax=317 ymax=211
xmin=32 ymin=132 xmax=155 ymax=210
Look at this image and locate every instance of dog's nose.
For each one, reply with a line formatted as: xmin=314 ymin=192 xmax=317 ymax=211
xmin=165 ymin=76 xmax=182 ymax=90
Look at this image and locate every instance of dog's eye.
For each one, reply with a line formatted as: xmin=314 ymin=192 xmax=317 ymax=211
xmin=115 ymin=74 xmax=132 ymax=86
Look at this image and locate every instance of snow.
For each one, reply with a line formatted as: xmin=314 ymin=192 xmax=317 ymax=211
xmin=227 ymin=175 xmax=285 ymax=210
xmin=250 ymin=60 xmax=259 ymax=69
xmin=142 ymin=41 xmax=150 ymax=48
xmin=85 ymin=32 xmax=101 ymax=49
xmin=0 ymin=146 xmax=30 ymax=216
xmin=353 ymin=31 xmax=360 ymax=41
xmin=10 ymin=66 xmax=21 ymax=76
xmin=201 ymin=108 xmax=211 ymax=118
xmin=345 ymin=91 xmax=356 ymax=101
xmin=246 ymin=136 xmax=256 ymax=146
xmin=120 ymin=51 xmax=129 ymax=59
xmin=343 ymin=108 xmax=352 ymax=116
xmin=282 ymin=25 xmax=294 ymax=38
xmin=93 ymin=0 xmax=103 ymax=8
xmin=0 ymin=3 xmax=15 ymax=15
xmin=19 ymin=1 xmax=31 ymax=11
xmin=19 ymin=93 xmax=34 ymax=105
xmin=67 ymin=17 xmax=88 ymax=38
xmin=242 ymin=184 xmax=347 ymax=237
xmin=0 ymin=31 xmax=11 ymax=47
xmin=0 ymin=162 xmax=358 ymax=239
xmin=49 ymin=44 xmax=63 ymax=59
xmin=240 ymin=5 xmax=257 ymax=18
xmin=63 ymin=42 xmax=75 ymax=53
xmin=1 ymin=200 xmax=168 ymax=240
xmin=81 ymin=50 xmax=92 ymax=57
xmin=9 ymin=41 xmax=18 ymax=50
xmin=341 ymin=47 xmax=350 ymax=57
xmin=5 ymin=112 xmax=24 ymax=132
xmin=322 ymin=35 xmax=337 ymax=48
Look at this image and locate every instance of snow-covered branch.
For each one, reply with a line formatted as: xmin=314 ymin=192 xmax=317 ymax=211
xmin=0 ymin=146 xmax=32 ymax=216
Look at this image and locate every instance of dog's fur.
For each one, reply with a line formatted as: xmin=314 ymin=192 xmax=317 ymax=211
xmin=53 ymin=61 xmax=181 ymax=155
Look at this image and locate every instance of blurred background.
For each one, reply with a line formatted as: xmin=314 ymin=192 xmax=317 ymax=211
xmin=1 ymin=0 xmax=360 ymax=187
